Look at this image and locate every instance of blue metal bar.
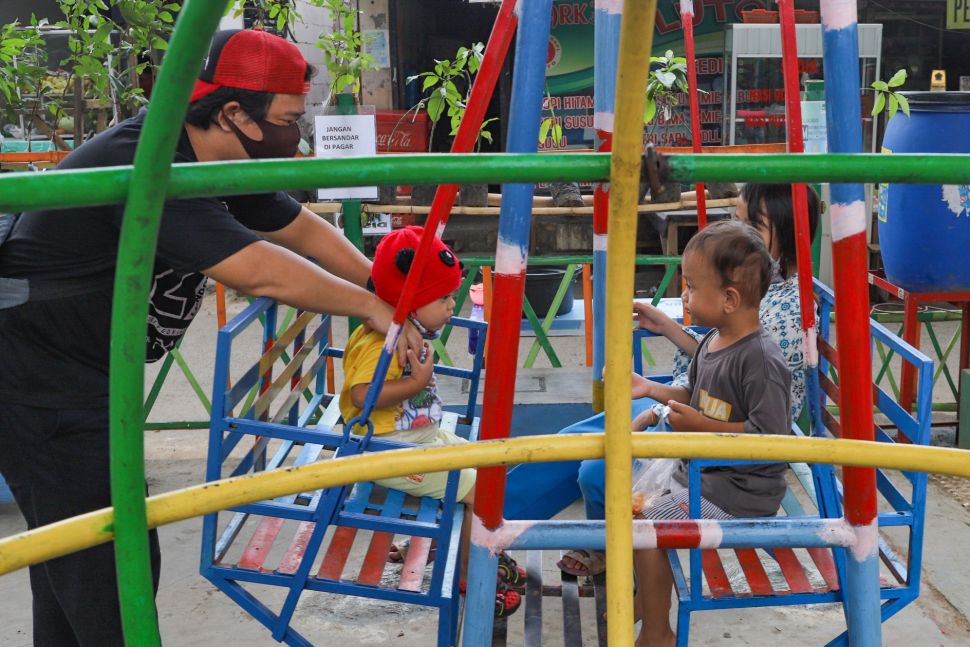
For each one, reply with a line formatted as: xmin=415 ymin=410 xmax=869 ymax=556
xmin=467 ymin=519 xmax=858 ymax=550
xmin=463 ymin=1 xmax=553 ymax=642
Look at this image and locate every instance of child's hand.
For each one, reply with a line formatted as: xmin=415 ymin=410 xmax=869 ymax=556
xmin=407 ymin=343 xmax=434 ymax=387
xmin=666 ymin=400 xmax=707 ymax=432
xmin=632 ymin=408 xmax=658 ymax=431
xmin=633 ymin=302 xmax=674 ymax=336
xmin=631 ymin=372 xmax=656 ymax=400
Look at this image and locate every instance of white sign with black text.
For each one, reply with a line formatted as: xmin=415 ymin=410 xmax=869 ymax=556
xmin=314 ymin=114 xmax=378 ymax=201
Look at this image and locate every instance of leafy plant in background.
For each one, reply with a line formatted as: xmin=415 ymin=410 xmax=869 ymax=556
xmin=0 ymin=18 xmax=61 ymax=145
xmin=643 ymin=49 xmax=690 ymax=143
xmin=538 ymin=88 xmax=564 ymax=148
xmin=227 ymin=0 xmax=300 ymax=36
xmin=315 ymin=0 xmax=377 ymax=101
xmin=871 ymin=68 xmax=910 ymax=119
xmin=408 ymin=42 xmax=495 ymax=151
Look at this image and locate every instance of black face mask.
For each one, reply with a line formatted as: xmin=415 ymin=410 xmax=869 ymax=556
xmin=223 ymin=110 xmax=301 ymax=159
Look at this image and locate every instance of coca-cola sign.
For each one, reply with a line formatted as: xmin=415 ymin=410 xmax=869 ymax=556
xmin=376 ymin=112 xmax=430 ymax=153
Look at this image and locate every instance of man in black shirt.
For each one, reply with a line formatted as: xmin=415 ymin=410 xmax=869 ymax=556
xmin=0 ymin=30 xmax=414 ymax=646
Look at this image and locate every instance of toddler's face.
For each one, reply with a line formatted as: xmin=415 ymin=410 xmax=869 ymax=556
xmin=414 ymin=293 xmax=456 ymax=332
xmin=681 ymin=251 xmax=724 ymax=328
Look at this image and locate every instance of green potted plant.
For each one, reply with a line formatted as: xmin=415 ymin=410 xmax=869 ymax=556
xmin=406 ymin=42 xmax=496 ymax=207
xmin=642 ymin=49 xmax=689 ymax=203
xmin=314 ymin=0 xmax=377 ymax=107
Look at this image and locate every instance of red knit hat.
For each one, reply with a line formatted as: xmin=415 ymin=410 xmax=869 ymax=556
xmin=190 ymin=29 xmax=310 ymax=103
xmin=371 ymin=226 xmax=462 ymax=310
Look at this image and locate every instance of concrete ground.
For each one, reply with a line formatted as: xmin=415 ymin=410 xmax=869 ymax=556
xmin=1 ymin=287 xmax=969 ymax=646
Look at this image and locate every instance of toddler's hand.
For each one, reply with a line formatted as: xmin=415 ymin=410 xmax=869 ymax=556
xmin=666 ymin=400 xmax=706 ymax=432
xmin=632 ymin=408 xmax=658 ymax=431
xmin=631 ymin=371 xmax=656 ymax=400
xmin=633 ymin=302 xmax=674 ymax=335
xmin=407 ymin=343 xmax=434 ymax=387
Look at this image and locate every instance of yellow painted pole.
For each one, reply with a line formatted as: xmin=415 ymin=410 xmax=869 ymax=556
xmin=604 ymin=0 xmax=657 ymax=641
xmin=2 ymin=434 xmax=970 ymax=577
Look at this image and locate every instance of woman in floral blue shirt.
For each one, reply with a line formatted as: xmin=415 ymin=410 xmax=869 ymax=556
xmin=504 ymin=183 xmax=821 ymax=578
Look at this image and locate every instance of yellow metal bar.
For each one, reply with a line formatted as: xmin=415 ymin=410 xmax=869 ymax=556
xmin=6 ymin=434 xmax=967 ymax=587
xmin=604 ymin=0 xmax=657 ymax=641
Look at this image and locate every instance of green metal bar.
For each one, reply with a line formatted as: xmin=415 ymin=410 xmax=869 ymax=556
xmin=524 ymin=265 xmax=578 ymax=368
xmin=926 ymin=323 xmax=960 ymax=399
xmin=874 ymin=338 xmax=900 ymax=399
xmin=143 ymin=352 xmax=177 ymax=420
xmin=431 ymin=338 xmax=453 ymax=367
xmin=170 ymin=348 xmax=212 ymax=413
xmin=342 ymin=200 xmax=364 ymax=333
xmin=8 ymin=153 xmax=970 ymax=213
xmin=108 ymin=2 xmax=228 ymax=644
xmin=652 ymin=264 xmax=677 ymax=305
xmin=521 ymin=296 xmax=561 ymax=368
xmin=959 ymin=370 xmax=970 ymax=450
xmin=144 ymin=420 xmax=209 ymax=431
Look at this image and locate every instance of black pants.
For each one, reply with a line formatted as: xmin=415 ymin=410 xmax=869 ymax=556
xmin=0 ymin=404 xmax=161 ymax=647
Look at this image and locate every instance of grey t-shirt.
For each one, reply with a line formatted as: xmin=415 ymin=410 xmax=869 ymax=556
xmin=672 ymin=328 xmax=792 ymax=517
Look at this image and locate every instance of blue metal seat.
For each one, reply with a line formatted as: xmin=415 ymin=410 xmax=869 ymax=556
xmin=668 ymin=279 xmax=933 ymax=646
xmin=200 ymin=297 xmax=486 ymax=646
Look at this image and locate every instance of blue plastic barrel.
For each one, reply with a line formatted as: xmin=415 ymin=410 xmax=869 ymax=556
xmin=877 ymin=92 xmax=970 ymax=293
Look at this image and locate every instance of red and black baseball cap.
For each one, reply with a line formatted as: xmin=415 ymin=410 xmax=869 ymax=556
xmin=190 ymin=29 xmax=310 ymax=103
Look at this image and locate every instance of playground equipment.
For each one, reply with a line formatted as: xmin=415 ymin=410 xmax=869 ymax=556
xmin=3 ymin=1 xmax=970 ymax=646
xmin=200 ymin=301 xmax=486 ymax=646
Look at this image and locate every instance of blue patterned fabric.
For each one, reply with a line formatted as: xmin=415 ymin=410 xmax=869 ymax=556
xmin=670 ymin=273 xmax=812 ymax=421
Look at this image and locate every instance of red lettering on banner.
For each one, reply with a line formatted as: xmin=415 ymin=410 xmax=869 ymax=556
xmin=655 ymin=7 xmax=682 ymax=34
xmin=551 ymin=3 xmax=591 ymax=27
xmin=703 ymin=0 xmax=732 ymax=21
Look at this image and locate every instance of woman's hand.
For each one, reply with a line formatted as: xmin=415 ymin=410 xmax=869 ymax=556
xmin=633 ymin=302 xmax=676 ymax=337
xmin=666 ymin=400 xmax=708 ymax=432
xmin=407 ymin=343 xmax=435 ymax=387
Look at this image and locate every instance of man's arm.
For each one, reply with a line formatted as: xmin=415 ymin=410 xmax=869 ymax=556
xmin=204 ymin=239 xmax=389 ymax=326
xmin=263 ymin=206 xmax=371 ymax=287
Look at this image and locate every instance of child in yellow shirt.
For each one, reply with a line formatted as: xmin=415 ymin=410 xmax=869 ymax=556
xmin=339 ymin=226 xmax=522 ymax=617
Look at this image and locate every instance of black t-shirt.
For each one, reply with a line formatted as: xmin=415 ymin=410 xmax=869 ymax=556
xmin=0 ymin=110 xmax=301 ymax=408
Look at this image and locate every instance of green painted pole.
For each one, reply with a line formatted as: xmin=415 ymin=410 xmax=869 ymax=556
xmin=341 ymin=200 xmax=364 ymax=332
xmin=8 ymin=153 xmax=970 ymax=213
xmin=959 ymin=369 xmax=970 ymax=450
xmin=108 ymin=1 xmax=228 ymax=644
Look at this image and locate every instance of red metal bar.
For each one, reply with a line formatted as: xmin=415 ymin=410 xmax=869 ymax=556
xmin=806 ymin=546 xmax=841 ymax=591
xmin=734 ymin=548 xmax=774 ymax=596
xmin=778 ymin=0 xmax=817 ymax=333
xmin=900 ymin=295 xmax=921 ymax=413
xmin=317 ymin=526 xmax=357 ymax=580
xmin=391 ymin=0 xmax=517 ymax=324
xmin=680 ymin=2 xmax=707 ymax=229
xmin=593 ymin=131 xmax=612 ymax=237
xmin=831 ymin=234 xmax=878 ymax=524
xmin=772 ymin=548 xmax=813 ymax=594
xmin=701 ymin=551 xmax=734 ymax=597
xmin=475 ymin=273 xmax=526 ymax=527
xmin=277 ymin=521 xmax=315 ymax=575
xmin=358 ymin=530 xmax=395 ymax=585
xmin=237 ymin=517 xmax=285 ymax=571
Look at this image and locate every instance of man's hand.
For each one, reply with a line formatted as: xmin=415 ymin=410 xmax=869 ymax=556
xmin=361 ymin=298 xmax=424 ymax=366
xmin=407 ymin=343 xmax=434 ymax=387
xmin=632 ymin=408 xmax=658 ymax=431
xmin=666 ymin=400 xmax=708 ymax=432
xmin=633 ymin=301 xmax=676 ymax=336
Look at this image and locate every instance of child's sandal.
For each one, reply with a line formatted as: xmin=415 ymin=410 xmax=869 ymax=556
xmin=497 ymin=552 xmax=527 ymax=591
xmin=494 ymin=583 xmax=522 ymax=618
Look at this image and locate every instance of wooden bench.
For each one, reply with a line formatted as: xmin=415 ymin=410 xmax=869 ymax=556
xmin=200 ymin=298 xmax=487 ymax=647
xmin=668 ymin=279 xmax=932 ymax=646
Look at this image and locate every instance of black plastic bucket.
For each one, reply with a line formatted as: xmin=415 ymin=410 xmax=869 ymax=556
xmin=524 ymin=268 xmax=575 ymax=318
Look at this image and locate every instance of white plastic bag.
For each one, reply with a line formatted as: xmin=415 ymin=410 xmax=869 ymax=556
xmin=631 ymin=405 xmax=677 ymax=516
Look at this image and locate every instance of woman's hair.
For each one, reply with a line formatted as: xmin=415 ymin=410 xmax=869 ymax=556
xmin=185 ymin=63 xmax=317 ymax=129
xmin=738 ymin=183 xmax=820 ymax=279
xmin=684 ymin=219 xmax=773 ymax=308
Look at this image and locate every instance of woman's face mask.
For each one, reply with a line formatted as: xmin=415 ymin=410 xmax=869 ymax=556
xmin=223 ymin=110 xmax=301 ymax=159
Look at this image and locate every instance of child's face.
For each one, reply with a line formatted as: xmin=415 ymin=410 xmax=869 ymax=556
xmin=735 ymin=195 xmax=778 ymax=260
xmin=414 ymin=293 xmax=456 ymax=332
xmin=681 ymin=251 xmax=727 ymax=328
